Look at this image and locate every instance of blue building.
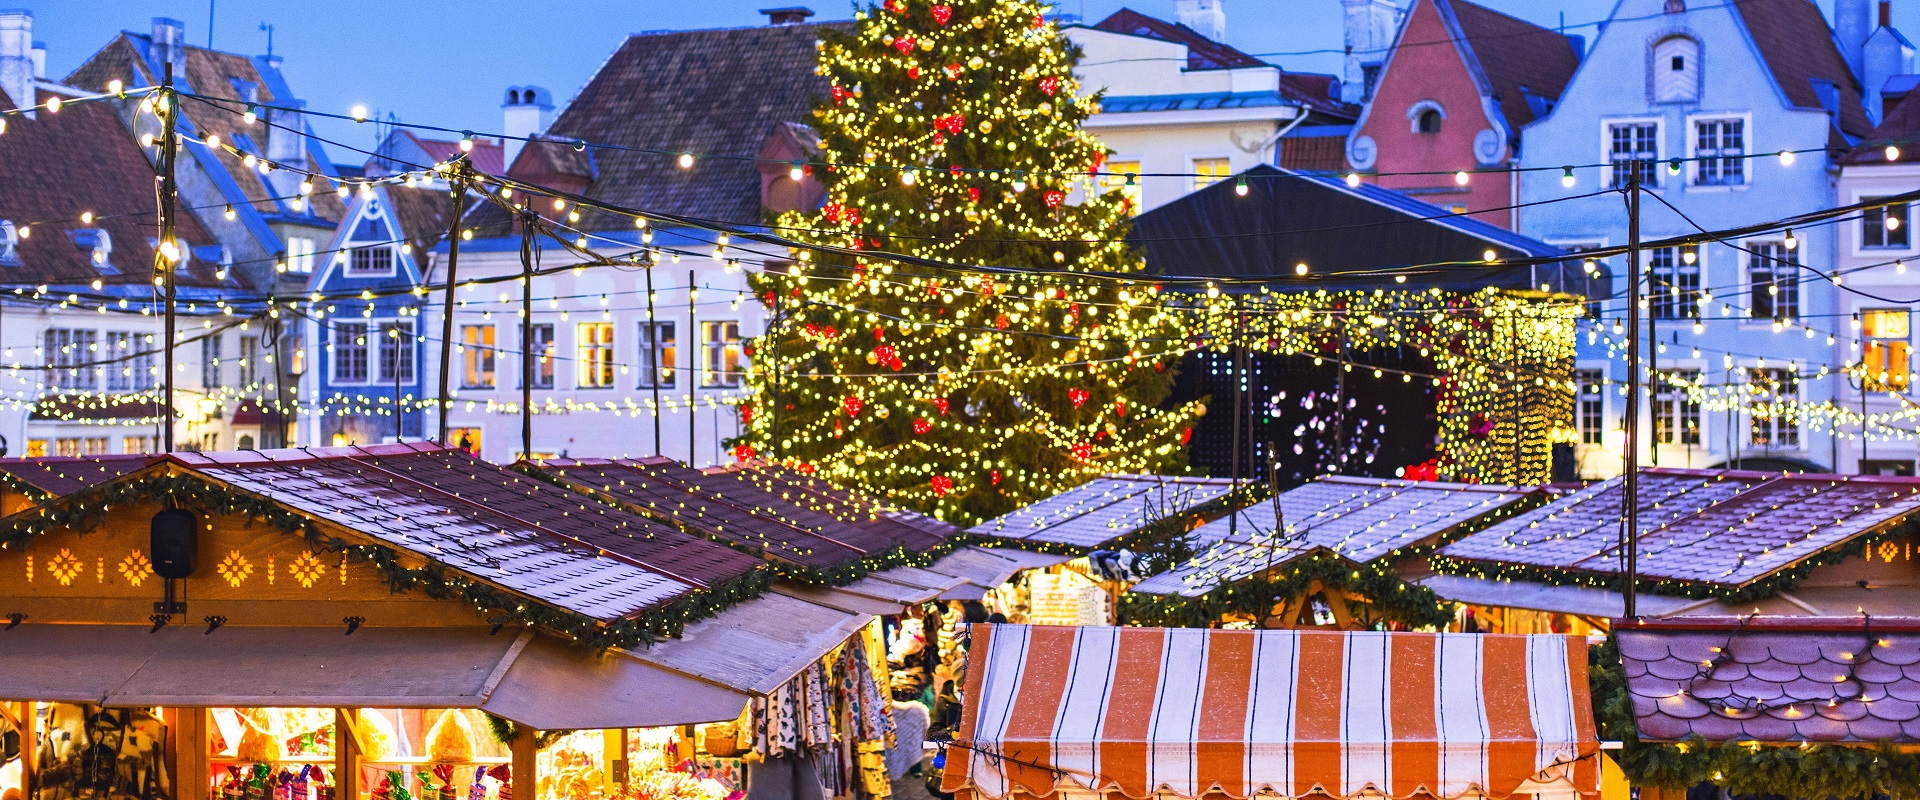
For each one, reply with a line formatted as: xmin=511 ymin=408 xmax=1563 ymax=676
xmin=308 ymin=185 xmax=451 ymax=446
xmin=1518 ymin=0 xmax=1880 ymax=477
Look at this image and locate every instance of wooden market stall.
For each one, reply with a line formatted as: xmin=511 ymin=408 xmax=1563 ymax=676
xmin=1423 ymin=468 xmax=1920 ymax=631
xmin=0 ymin=444 xmax=906 ymax=800
xmin=960 ymin=474 xmax=1235 ymax=626
xmin=1126 ymin=476 xmax=1538 ymax=629
xmin=943 ymin=623 xmax=1602 ymax=800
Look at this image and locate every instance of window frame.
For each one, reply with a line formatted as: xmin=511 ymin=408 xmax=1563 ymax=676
xmin=45 ymin=328 xmax=99 ymax=391
xmin=286 ymin=236 xmax=316 ymax=274
xmin=1576 ymin=367 xmax=1606 ymax=445
xmin=238 ymin=334 xmax=261 ymax=388
xmin=1099 ymin=158 xmax=1143 ymax=215
xmin=637 ymin=321 xmax=676 ymax=389
xmin=332 ymin=322 xmax=370 ymax=384
xmin=1687 ymin=114 xmax=1749 ymax=188
xmin=347 ymin=245 xmax=397 ymax=277
xmin=1653 ymin=367 xmax=1703 ymax=446
xmin=701 ymin=320 xmax=743 ymax=388
xmin=1859 ymin=195 xmax=1914 ymax=252
xmin=461 ymin=324 xmax=497 ymax=389
xmin=201 ymin=333 xmax=223 ymax=389
xmin=1746 ymin=240 xmax=1799 ymax=323
xmin=575 ymin=322 xmax=616 ymax=389
xmin=1603 ymin=118 xmax=1662 ymax=190
xmin=1189 ymin=156 xmax=1232 ymax=193
xmin=1862 ymin=308 xmax=1912 ymax=393
xmin=377 ymin=320 xmax=416 ymax=384
xmin=1647 ymin=244 xmax=1701 ymax=320
xmin=522 ymin=324 xmax=555 ymax=390
xmin=1746 ymin=366 xmax=1802 ymax=448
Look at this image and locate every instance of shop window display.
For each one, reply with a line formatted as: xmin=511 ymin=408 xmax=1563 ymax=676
xmin=31 ymin=704 xmax=171 ymax=800
xmin=347 ymin=710 xmax=508 ymax=800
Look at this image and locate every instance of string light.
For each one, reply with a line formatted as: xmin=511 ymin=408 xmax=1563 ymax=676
xmin=1560 ymin=167 xmax=1575 ymax=188
xmin=677 ymin=152 xmax=695 ymax=169
xmin=1345 ymin=172 xmax=1362 ymax=188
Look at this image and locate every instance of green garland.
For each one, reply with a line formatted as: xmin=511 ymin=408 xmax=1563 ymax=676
xmin=513 ymin=462 xmax=968 ymax=587
xmin=1590 ymin=637 xmax=1920 ymax=799
xmin=0 ymin=469 xmax=774 ymax=649
xmin=1118 ymin=551 xmax=1455 ymax=630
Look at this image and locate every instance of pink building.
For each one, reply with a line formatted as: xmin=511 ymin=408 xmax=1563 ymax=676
xmin=1344 ymin=0 xmax=1580 ymax=229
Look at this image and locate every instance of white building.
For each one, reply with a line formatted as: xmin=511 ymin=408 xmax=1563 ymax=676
xmin=1063 ymin=1 xmax=1358 ymax=214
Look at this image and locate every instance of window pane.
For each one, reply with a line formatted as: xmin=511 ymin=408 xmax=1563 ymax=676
xmin=1101 ymin=160 xmax=1142 ymax=215
xmin=1192 ymin=158 xmax=1230 ymax=190
xmin=334 ymin=323 xmax=368 ymax=382
xmin=462 ymin=325 xmax=495 ymax=388
xmin=576 ymin=323 xmax=614 ymax=388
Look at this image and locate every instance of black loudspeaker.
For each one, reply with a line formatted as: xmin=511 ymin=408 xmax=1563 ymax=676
xmin=150 ymin=508 xmax=198 ymax=579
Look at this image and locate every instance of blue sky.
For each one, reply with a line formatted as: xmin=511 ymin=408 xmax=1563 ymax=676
xmin=34 ymin=0 xmax=1895 ymax=167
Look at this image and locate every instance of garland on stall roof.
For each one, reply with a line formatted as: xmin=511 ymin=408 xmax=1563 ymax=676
xmin=0 ymin=471 xmax=54 ymax=504
xmin=1590 ymin=637 xmax=1920 ymax=800
xmin=512 ymin=462 xmax=969 ymax=587
xmin=1428 ymin=527 xmax=1892 ymax=603
xmin=0 ymin=470 xmax=775 ymax=649
xmin=1117 ymin=551 xmax=1455 ymax=630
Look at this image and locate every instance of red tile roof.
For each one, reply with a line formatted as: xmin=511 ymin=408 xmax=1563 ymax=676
xmin=408 ymin=130 xmax=506 ymax=176
xmin=29 ymin=394 xmax=168 ymax=422
xmin=1732 ymin=0 xmax=1875 ymax=141
xmin=1437 ymin=468 xmax=1920 ymax=589
xmin=1090 ymin=8 xmax=1264 ymax=69
xmin=1442 ymin=0 xmax=1581 ymax=132
xmin=1618 ymin=615 xmax=1920 ymax=743
xmin=0 ymin=88 xmax=225 ymax=287
xmin=0 ymin=454 xmax=163 ymax=498
xmin=1842 ymin=87 xmax=1920 ymax=164
xmin=1279 ymin=133 xmax=1350 ymax=172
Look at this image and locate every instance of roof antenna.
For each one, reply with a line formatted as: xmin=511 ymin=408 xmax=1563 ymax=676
xmin=259 ymin=22 xmax=273 ymax=58
xmin=207 ymin=0 xmax=216 ymax=48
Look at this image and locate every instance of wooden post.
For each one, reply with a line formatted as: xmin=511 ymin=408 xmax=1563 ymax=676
xmin=169 ymin=708 xmax=206 ymax=800
xmin=335 ymin=710 xmax=358 ymax=800
xmin=510 ymin=727 xmax=537 ymax=800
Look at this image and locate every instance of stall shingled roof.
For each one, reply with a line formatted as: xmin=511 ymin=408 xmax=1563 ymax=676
xmin=966 ymin=474 xmax=1235 ymax=551
xmin=1131 ymin=476 xmax=1537 ymax=597
xmin=530 ymin=457 xmax=953 ymax=580
xmin=0 ymin=444 xmax=771 ymax=633
xmin=1434 ymin=468 xmax=1920 ymax=590
xmin=1617 ymin=615 xmax=1920 ymax=743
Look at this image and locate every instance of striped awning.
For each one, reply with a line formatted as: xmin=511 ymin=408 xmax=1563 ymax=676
xmin=945 ymin=625 xmax=1599 ymax=800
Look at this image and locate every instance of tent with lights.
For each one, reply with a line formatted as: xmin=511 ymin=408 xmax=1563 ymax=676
xmin=941 ymin=623 xmax=1601 ymax=800
xmin=1422 ymin=468 xmax=1920 ymax=633
xmin=1125 ymin=475 xmax=1539 ymax=629
xmin=1129 ymin=166 xmax=1589 ymax=488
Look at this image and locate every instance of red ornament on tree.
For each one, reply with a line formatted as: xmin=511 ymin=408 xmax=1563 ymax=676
xmin=732 ymin=444 xmax=756 ymax=461
xmin=830 ymin=86 xmax=851 ymax=105
xmin=944 ymin=63 xmax=962 ymax=80
xmin=907 ymin=66 xmax=921 ymax=80
xmin=894 ymin=35 xmax=916 ymax=54
xmin=1071 ymin=442 xmax=1093 ymax=460
xmin=912 ymin=418 xmax=932 ymax=435
xmin=931 ymin=397 xmax=949 ymax=415
xmin=1115 ymin=399 xmax=1127 ymax=416
xmin=1181 ymin=427 xmax=1193 ymax=444
xmin=930 ymin=4 xmax=953 ymax=24
xmin=1043 ymin=190 xmax=1065 ymax=208
xmin=1067 ymin=387 xmax=1089 ymax=406
xmin=843 ymin=396 xmax=864 ymax=417
xmin=994 ymin=314 xmax=1009 ymax=329
xmin=990 ymin=469 xmax=1001 ymax=486
xmin=967 ymin=186 xmax=981 ymax=203
xmin=1038 ymin=76 xmax=1059 ymax=96
xmin=931 ymin=475 xmax=953 ymax=496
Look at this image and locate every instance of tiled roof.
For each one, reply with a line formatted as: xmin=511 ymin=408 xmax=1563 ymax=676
xmin=64 ymin=36 xmax=347 ymax=226
xmin=1099 ymin=90 xmax=1298 ymax=114
xmin=0 ymin=87 xmax=224 ymax=287
xmin=1841 ymin=87 xmax=1920 ymax=164
xmin=1090 ymin=8 xmax=1264 ymax=69
xmin=1279 ymin=131 xmax=1353 ymax=172
xmin=29 ymin=395 xmax=169 ymax=422
xmin=1442 ymin=0 xmax=1581 ymax=133
xmin=1436 ymin=468 xmax=1920 ymax=588
xmin=534 ymin=457 xmax=947 ymax=573
xmin=1293 ymin=168 xmax=1568 ymax=258
xmin=1731 ymin=0 xmax=1874 ymax=140
xmin=407 ymin=131 xmax=506 ymax=176
xmin=380 ymin=184 xmax=456 ymax=256
xmin=1131 ymin=476 xmax=1535 ymax=597
xmin=0 ymin=454 xmax=163 ymax=498
xmin=710 ymin=461 xmax=959 ymax=543
xmin=1618 ymin=615 xmax=1920 ymax=743
xmin=966 ymin=474 xmax=1235 ymax=549
xmin=468 ymin=21 xmax=848 ymax=236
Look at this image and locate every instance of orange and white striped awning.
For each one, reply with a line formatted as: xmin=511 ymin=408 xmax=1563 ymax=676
xmin=944 ymin=625 xmax=1598 ymax=800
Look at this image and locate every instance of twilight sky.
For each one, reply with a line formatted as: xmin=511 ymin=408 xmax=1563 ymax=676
xmin=34 ymin=0 xmax=1901 ymax=167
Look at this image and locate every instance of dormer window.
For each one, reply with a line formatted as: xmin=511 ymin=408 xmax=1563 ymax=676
xmin=1652 ymin=36 xmax=1701 ymax=103
xmin=1408 ymin=101 xmax=1446 ymax=134
xmin=348 ymin=246 xmax=394 ymax=276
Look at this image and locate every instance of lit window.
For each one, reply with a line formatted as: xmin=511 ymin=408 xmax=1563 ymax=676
xmin=83 ymin=437 xmax=109 ymax=456
xmin=54 ymin=438 xmax=82 ymax=458
xmin=462 ymin=325 xmax=496 ymax=388
xmin=639 ymin=322 xmax=676 ymax=388
xmin=1864 ymin=309 xmax=1911 ymax=392
xmin=123 ymin=436 xmax=153 ymax=454
xmin=576 ymin=322 xmax=615 ymax=388
xmin=1863 ymin=198 xmax=1911 ymax=249
xmin=25 ymin=439 xmax=46 ymax=457
xmin=1101 ymin=160 xmax=1141 ymax=214
xmin=1191 ymin=158 xmax=1231 ymax=192
xmin=702 ymin=321 xmax=742 ymax=387
xmin=286 ymin=236 xmax=316 ymax=273
xmin=448 ymin=427 xmax=483 ymax=457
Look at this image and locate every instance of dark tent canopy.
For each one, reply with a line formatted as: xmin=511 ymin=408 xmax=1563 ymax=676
xmin=1127 ymin=164 xmax=1606 ymax=296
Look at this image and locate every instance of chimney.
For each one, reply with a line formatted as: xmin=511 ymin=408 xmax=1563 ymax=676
xmin=265 ymin=97 xmax=307 ymax=181
xmin=1885 ymin=0 xmax=1895 ymax=27
xmin=1863 ymin=4 xmax=1915 ymax=118
xmin=759 ymin=6 xmax=814 ymax=25
xmin=1341 ymin=0 xmax=1402 ymax=104
xmin=501 ymin=86 xmax=552 ymax=169
xmin=1839 ymin=0 xmax=1873 ymax=76
xmin=29 ymin=39 xmax=41 ymax=77
xmin=1175 ymin=0 xmax=1226 ymax=42
xmin=151 ymin=17 xmax=186 ymax=74
xmin=0 ymin=11 xmax=32 ymax=113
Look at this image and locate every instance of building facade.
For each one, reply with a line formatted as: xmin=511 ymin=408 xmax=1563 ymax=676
xmin=1344 ymin=0 xmax=1581 ymax=229
xmin=1064 ymin=2 xmax=1356 ymax=215
xmin=1519 ymin=0 xmax=1877 ymax=477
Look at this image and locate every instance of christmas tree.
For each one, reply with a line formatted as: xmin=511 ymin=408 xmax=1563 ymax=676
xmin=738 ymin=0 xmax=1201 ymax=523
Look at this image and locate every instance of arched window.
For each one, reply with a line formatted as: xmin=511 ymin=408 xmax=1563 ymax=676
xmin=1652 ymin=36 xmax=1700 ymax=103
xmin=1408 ymin=101 xmax=1445 ymax=134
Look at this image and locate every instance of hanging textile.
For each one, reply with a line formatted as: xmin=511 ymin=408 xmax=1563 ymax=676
xmin=34 ymin=705 xmax=171 ymax=800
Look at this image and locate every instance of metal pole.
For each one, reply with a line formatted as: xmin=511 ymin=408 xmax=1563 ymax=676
xmin=159 ymin=65 xmax=179 ymax=452
xmin=770 ymin=292 xmax=780 ymax=461
xmin=1228 ymin=305 xmax=1245 ymax=540
xmin=520 ymin=221 xmax=534 ymax=460
xmin=645 ymin=260 xmax=661 ymax=455
xmin=687 ymin=269 xmax=697 ymax=466
xmin=1648 ymin=253 xmax=1660 ymax=467
xmin=1622 ymin=167 xmax=1643 ymax=619
xmin=392 ymin=323 xmax=403 ymax=442
xmin=435 ymin=172 xmax=466 ymax=444
xmin=271 ymin=307 xmax=286 ymax=447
